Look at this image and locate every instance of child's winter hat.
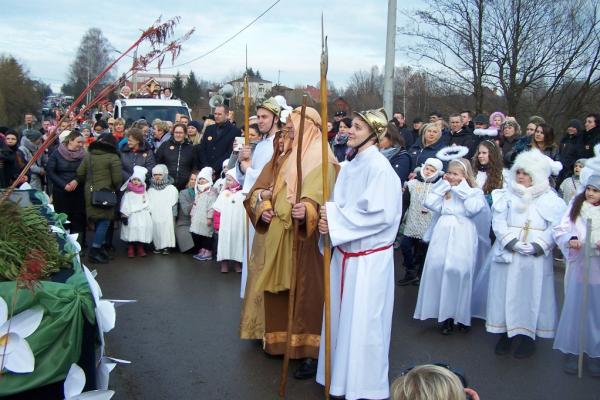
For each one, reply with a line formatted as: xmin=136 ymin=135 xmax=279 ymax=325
xmin=581 ymin=145 xmax=600 ymax=190
xmin=511 ymin=148 xmax=562 ymax=186
xmin=120 ymin=166 xmax=148 ymax=191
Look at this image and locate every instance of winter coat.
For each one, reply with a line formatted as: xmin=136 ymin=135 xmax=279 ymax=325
xmin=17 ymin=137 xmax=47 ymax=191
xmin=175 ymin=188 xmax=195 ymax=252
xmin=557 ymin=133 xmax=583 ymax=185
xmin=444 ymin=129 xmax=478 ymax=158
xmin=0 ymin=143 xmax=18 ymax=188
xmin=382 ymin=148 xmax=412 ymax=183
xmin=76 ymin=140 xmax=122 ymax=221
xmin=500 ymin=135 xmax=521 ymax=168
xmin=408 ymin=138 xmax=445 ymax=170
xmin=155 ymin=137 xmax=195 ymax=190
xmin=194 ymin=121 xmax=240 ymax=175
xmin=580 ymin=126 xmax=600 ymax=159
xmin=46 ymin=149 xmax=84 ymax=193
xmin=120 ymin=142 xmax=156 ymax=183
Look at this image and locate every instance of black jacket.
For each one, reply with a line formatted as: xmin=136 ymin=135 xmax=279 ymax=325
xmin=384 ymin=148 xmax=412 ymax=183
xmin=194 ymin=121 xmax=241 ymax=175
xmin=444 ymin=129 xmax=478 ymax=158
xmin=557 ymin=133 xmax=583 ymax=184
xmin=408 ymin=139 xmax=445 ymax=170
xmin=580 ymin=126 xmax=600 ymax=159
xmin=120 ymin=141 xmax=156 ymax=183
xmin=46 ymin=148 xmax=84 ymax=193
xmin=0 ymin=143 xmax=18 ymax=188
xmin=155 ymin=137 xmax=195 ymax=190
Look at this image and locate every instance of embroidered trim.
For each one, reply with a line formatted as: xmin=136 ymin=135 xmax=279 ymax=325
xmin=263 ymin=332 xmax=321 ymax=348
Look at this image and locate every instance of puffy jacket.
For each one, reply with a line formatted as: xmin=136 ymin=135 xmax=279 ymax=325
xmin=46 ymin=149 xmax=84 ymax=193
xmin=155 ymin=137 xmax=195 ymax=190
xmin=120 ymin=141 xmax=156 ymax=183
xmin=408 ymin=138 xmax=445 ymax=170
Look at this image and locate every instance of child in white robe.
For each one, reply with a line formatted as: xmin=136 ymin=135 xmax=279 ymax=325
xmin=212 ymin=169 xmax=245 ymax=273
xmin=120 ymin=165 xmax=153 ymax=257
xmin=486 ymin=149 xmax=566 ymax=359
xmin=190 ymin=167 xmax=217 ymax=261
xmin=553 ymin=152 xmax=600 ymax=376
xmin=414 ymin=158 xmax=489 ymax=334
xmin=147 ymin=164 xmax=179 ymax=254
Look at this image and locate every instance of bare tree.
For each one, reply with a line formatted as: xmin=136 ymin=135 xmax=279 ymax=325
xmin=401 ymin=0 xmax=490 ymax=113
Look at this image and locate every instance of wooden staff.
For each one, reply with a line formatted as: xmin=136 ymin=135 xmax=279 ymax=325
xmin=320 ymin=14 xmax=332 ymax=400
xmin=278 ymin=94 xmax=308 ymax=397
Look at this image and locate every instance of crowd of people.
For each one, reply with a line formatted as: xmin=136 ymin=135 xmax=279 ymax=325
xmin=1 ymin=88 xmax=599 ymax=399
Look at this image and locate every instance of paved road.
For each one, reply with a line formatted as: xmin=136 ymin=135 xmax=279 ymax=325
xmin=95 ymin=249 xmax=598 ymax=400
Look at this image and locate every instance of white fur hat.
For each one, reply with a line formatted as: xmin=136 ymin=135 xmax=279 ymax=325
xmin=423 ymin=158 xmax=443 ymax=172
xmin=225 ymin=168 xmax=238 ymax=182
xmin=121 ymin=165 xmax=148 ymax=191
xmin=580 ymin=144 xmax=600 ymax=190
xmin=510 ymin=148 xmax=562 ymax=186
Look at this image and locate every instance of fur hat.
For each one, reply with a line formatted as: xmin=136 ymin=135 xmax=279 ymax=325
xmin=121 ymin=166 xmax=148 ymax=191
xmin=225 ymin=168 xmax=238 ymax=182
xmin=424 ymin=158 xmax=443 ymax=172
xmin=510 ymin=148 xmax=562 ymax=186
xmin=581 ymin=144 xmax=600 ymax=190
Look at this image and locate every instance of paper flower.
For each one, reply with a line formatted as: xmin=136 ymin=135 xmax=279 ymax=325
xmin=0 ymin=297 xmax=44 ymax=373
xmin=64 ymin=363 xmax=114 ymax=400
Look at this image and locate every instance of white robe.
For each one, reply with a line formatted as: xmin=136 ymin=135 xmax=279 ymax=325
xmin=213 ymin=189 xmax=246 ymax=262
xmin=120 ymin=191 xmax=153 ymax=243
xmin=485 ymin=185 xmax=566 ymax=339
xmin=553 ymin=202 xmax=600 ymax=357
xmin=236 ymin=134 xmax=275 ymax=298
xmin=316 ymin=146 xmax=402 ymax=400
xmin=414 ymin=180 xmax=489 ymax=326
xmin=147 ymin=185 xmax=179 ymax=249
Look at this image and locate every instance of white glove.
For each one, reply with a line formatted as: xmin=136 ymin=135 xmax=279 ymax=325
xmin=513 ymin=242 xmax=535 ymax=255
xmin=431 ymin=179 xmax=451 ymax=196
xmin=451 ymin=179 xmax=472 ymax=199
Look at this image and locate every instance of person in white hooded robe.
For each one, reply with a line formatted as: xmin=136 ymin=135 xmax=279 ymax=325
xmin=120 ymin=165 xmax=153 ymax=257
xmin=317 ymin=108 xmax=402 ymax=400
xmin=486 ymin=149 xmax=566 ymax=358
xmin=147 ymin=164 xmax=179 ymax=254
xmin=190 ymin=167 xmax=217 ymax=261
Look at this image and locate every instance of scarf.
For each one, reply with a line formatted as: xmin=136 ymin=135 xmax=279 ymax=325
xmin=226 ymin=181 xmax=241 ymax=193
xmin=333 ymin=133 xmax=349 ymax=146
xmin=151 ymin=175 xmax=174 ymax=191
xmin=380 ymin=147 xmax=401 ymax=160
xmin=57 ymin=143 xmax=85 ymax=162
xmin=186 ymin=187 xmax=195 ymax=199
xmin=196 ymin=182 xmax=212 ymax=194
xmin=127 ymin=181 xmax=145 ymax=194
xmin=509 ymin=180 xmax=550 ymax=213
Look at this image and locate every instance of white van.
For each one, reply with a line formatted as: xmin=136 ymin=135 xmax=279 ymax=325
xmin=113 ymin=98 xmax=192 ymax=127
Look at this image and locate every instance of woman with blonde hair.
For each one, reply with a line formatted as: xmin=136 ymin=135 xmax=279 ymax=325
xmin=391 ymin=364 xmax=479 ymax=400
xmin=408 ymin=122 xmax=445 ymax=170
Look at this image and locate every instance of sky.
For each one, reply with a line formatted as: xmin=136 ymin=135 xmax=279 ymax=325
xmin=0 ymin=0 xmax=425 ymax=93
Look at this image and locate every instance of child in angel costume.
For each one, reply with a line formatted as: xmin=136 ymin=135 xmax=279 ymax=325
xmin=485 ymin=149 xmax=566 ymax=358
xmin=553 ymin=146 xmax=600 ymax=376
xmin=147 ymin=164 xmax=179 ymax=255
xmin=119 ymin=165 xmax=153 ymax=257
xmin=414 ymin=146 xmax=491 ymax=335
xmin=190 ymin=167 xmax=218 ymax=261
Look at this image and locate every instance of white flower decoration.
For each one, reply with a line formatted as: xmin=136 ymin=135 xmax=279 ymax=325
xmin=0 ymin=297 xmax=44 ymax=373
xmin=64 ymin=363 xmax=114 ymax=399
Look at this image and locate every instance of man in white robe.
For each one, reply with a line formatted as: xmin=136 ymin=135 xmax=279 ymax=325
xmin=236 ymin=97 xmax=282 ymax=297
xmin=317 ymin=108 xmax=402 ymax=400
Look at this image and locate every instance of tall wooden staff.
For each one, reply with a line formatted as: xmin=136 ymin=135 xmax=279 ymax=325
xmin=320 ymin=14 xmax=332 ymax=400
xmin=278 ymin=95 xmax=308 ymax=397
xmin=244 ymin=46 xmax=251 ymax=274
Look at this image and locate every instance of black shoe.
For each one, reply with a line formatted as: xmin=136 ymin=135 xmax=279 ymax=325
xmin=513 ymin=335 xmax=536 ymax=359
xmin=294 ymin=358 xmax=317 ymax=380
xmin=457 ymin=323 xmax=470 ymax=333
xmin=101 ymin=246 xmax=115 ymax=260
xmin=89 ymin=247 xmax=109 ymax=264
xmin=397 ymin=273 xmax=418 ymax=286
xmin=440 ymin=319 xmax=454 ymax=335
xmin=495 ymin=334 xmax=513 ymax=355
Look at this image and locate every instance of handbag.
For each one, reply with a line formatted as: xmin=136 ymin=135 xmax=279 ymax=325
xmin=87 ymin=156 xmax=117 ymax=208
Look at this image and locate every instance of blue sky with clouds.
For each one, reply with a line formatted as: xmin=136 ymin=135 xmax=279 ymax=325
xmin=0 ymin=0 xmax=424 ymax=92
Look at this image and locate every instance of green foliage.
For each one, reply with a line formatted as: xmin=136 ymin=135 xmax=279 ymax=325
xmin=0 ymin=56 xmax=46 ymax=127
xmin=171 ymin=72 xmax=184 ymax=97
xmin=182 ymin=70 xmax=202 ymax=107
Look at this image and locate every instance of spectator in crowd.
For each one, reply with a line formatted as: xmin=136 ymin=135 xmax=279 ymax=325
xmin=195 ymin=104 xmax=241 ymax=176
xmin=162 ymin=87 xmax=175 ymax=100
xmin=156 ymin=123 xmax=195 ymax=190
xmin=0 ymin=130 xmax=19 ymax=188
xmin=178 ymin=114 xmax=190 ymax=126
xmin=151 ymin=119 xmax=171 ymax=153
xmin=19 ymin=113 xmax=39 ymax=136
xmin=557 ymin=119 xmax=584 ymax=186
xmin=391 ymin=112 xmax=415 ymax=149
xmin=187 ymin=120 xmax=203 ymax=145
xmin=408 ymin=122 xmax=445 ymax=171
xmin=175 ymin=172 xmax=197 ymax=253
xmin=148 ymin=164 xmax=179 ymax=254
xmin=18 ymin=129 xmax=47 ymax=191
xmin=390 ymin=364 xmax=480 ymax=400
xmin=80 ymin=123 xmax=94 ymax=149
xmin=446 ymin=113 xmax=477 ymax=158
xmin=46 ymin=130 xmax=87 ymax=247
xmin=581 ymin=113 xmax=600 ymax=158
xmin=77 ymin=134 xmax=122 ymax=264
xmin=380 ymin=123 xmax=412 ymax=183
xmin=119 ymin=86 xmax=132 ymax=99
xmin=461 ymin=110 xmax=474 ymax=132
xmin=112 ymin=118 xmax=126 ymax=141
xmin=472 ymin=114 xmax=488 ymax=130
xmin=332 ymin=110 xmax=347 ymax=135
xmin=499 ymin=120 xmax=521 ymax=167
xmin=489 ymin=111 xmax=506 ymax=132
xmin=332 ymin=117 xmax=351 ymax=162
xmin=530 ymin=123 xmax=558 ymax=159
xmin=412 ymin=117 xmax=424 ymax=140
xmin=120 ymin=127 xmax=156 ymax=184
xmin=93 ymin=120 xmax=110 ymax=137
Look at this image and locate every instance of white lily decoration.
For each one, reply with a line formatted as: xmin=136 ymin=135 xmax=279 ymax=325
xmin=64 ymin=363 xmax=114 ymax=399
xmin=0 ymin=296 xmax=44 ymax=373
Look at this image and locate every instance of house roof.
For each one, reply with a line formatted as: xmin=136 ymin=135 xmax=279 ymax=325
xmin=229 ymin=76 xmax=272 ymax=84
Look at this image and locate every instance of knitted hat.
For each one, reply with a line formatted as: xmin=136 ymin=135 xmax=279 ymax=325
xmin=188 ymin=120 xmax=202 ymax=132
xmin=473 ymin=114 xmax=488 ymax=125
xmin=567 ymin=119 xmax=583 ymax=132
xmin=511 ymin=148 xmax=562 ymax=186
xmin=152 ymin=164 xmax=169 ymax=177
xmin=23 ymin=129 xmax=42 ymax=142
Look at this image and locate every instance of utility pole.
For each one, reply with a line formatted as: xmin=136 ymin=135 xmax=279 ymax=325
xmin=382 ymin=0 xmax=397 ymax=119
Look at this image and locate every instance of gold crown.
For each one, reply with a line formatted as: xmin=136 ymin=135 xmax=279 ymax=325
xmin=256 ymin=97 xmax=281 ymax=117
xmin=354 ymin=108 xmax=388 ymax=140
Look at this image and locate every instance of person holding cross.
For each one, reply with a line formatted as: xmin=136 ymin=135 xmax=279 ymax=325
xmin=317 ymin=108 xmax=403 ymax=400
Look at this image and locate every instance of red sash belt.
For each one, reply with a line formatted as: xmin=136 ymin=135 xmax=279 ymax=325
xmin=336 ymin=244 xmax=393 ymax=301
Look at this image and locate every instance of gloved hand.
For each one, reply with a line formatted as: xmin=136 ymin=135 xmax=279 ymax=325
xmin=451 ymin=179 xmax=472 ymax=199
xmin=513 ymin=241 xmax=535 ymax=255
xmin=431 ymin=179 xmax=451 ymax=196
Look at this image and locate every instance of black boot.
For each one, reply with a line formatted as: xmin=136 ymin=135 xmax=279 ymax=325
xmin=102 ymin=245 xmax=115 ymax=260
xmin=494 ymin=333 xmax=513 ymax=355
xmin=513 ymin=335 xmax=535 ymax=359
xmin=440 ymin=319 xmax=454 ymax=335
xmin=397 ymin=271 xmax=419 ymax=286
xmin=457 ymin=323 xmax=470 ymax=333
xmin=89 ymin=247 xmax=109 ymax=264
xmin=294 ymin=358 xmax=318 ymax=380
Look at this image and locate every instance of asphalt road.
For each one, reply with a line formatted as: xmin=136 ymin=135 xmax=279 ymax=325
xmin=95 ymin=249 xmax=599 ymax=400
